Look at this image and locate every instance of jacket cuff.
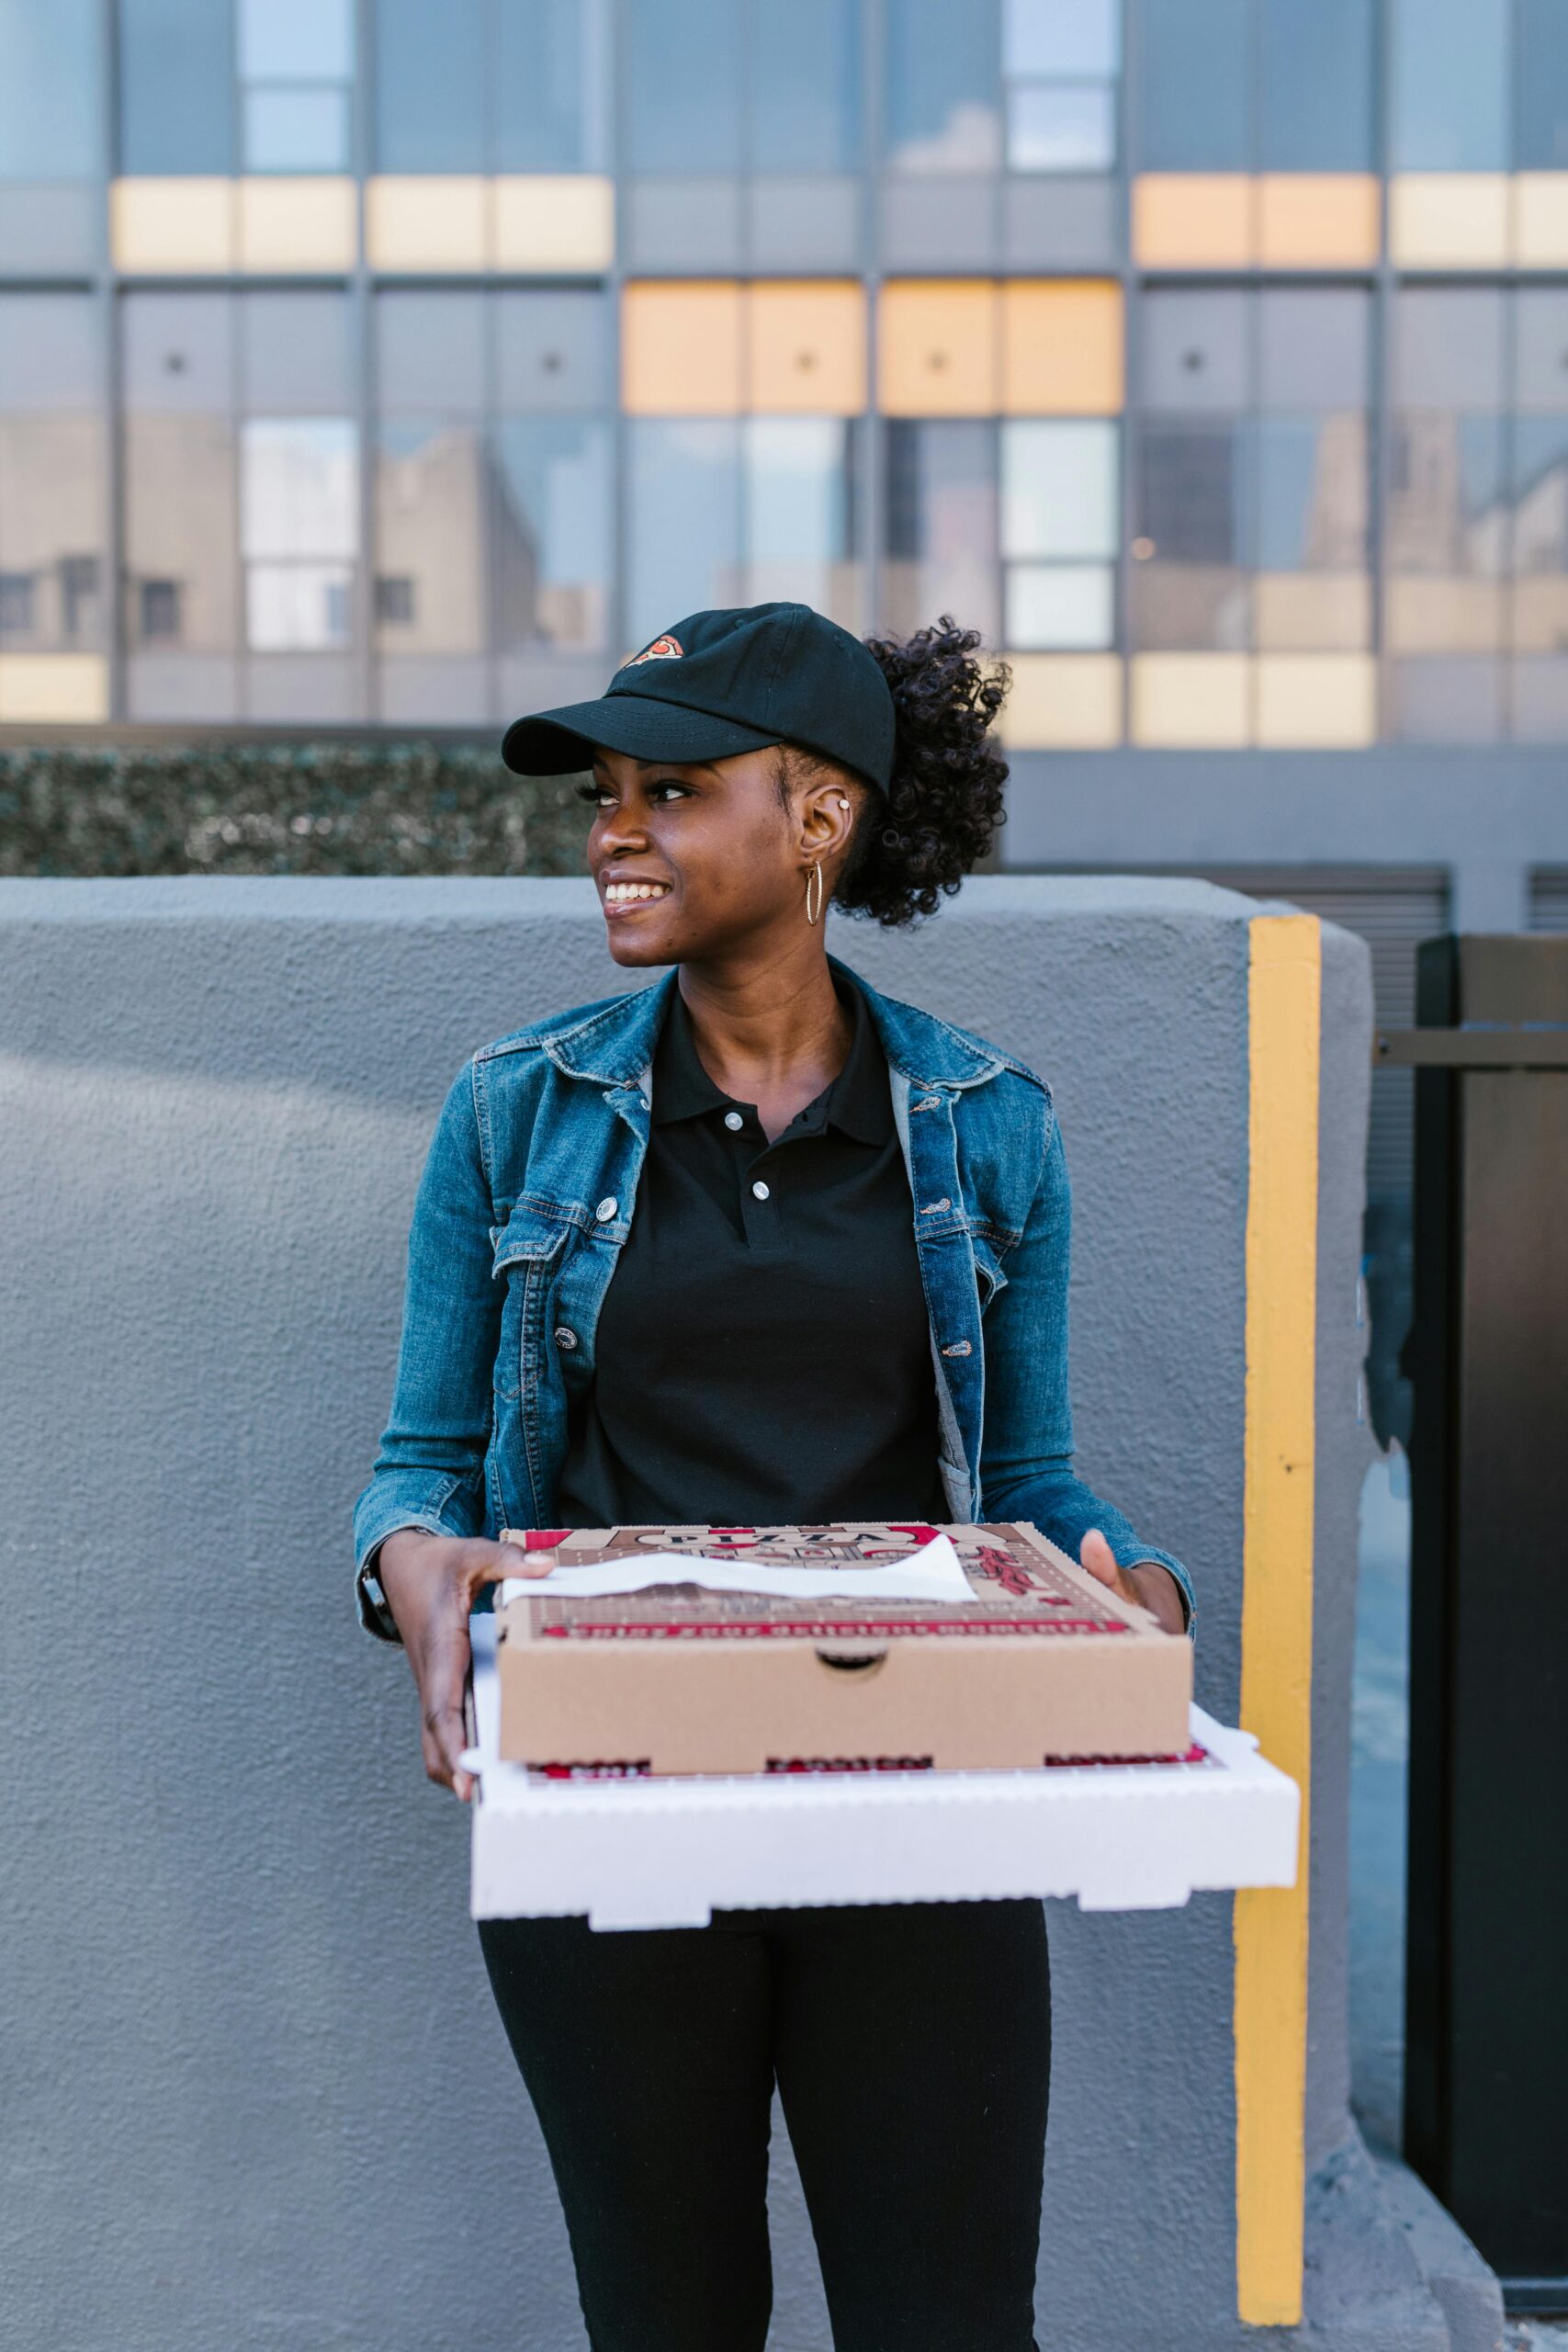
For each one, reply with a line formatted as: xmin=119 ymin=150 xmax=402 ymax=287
xmin=1109 ymin=1538 xmax=1196 ymax=1642
xmin=353 ymin=1474 xmax=475 ymax=1645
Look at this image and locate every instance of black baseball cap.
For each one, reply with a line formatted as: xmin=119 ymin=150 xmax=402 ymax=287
xmin=501 ymin=602 xmax=896 ymax=793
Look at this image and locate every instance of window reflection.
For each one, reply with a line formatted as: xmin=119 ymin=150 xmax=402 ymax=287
xmin=496 ymin=0 xmax=607 ymax=173
xmin=884 ymin=420 xmax=999 ymax=642
xmin=0 ymin=293 xmax=104 ymax=656
xmin=627 ymin=420 xmax=742 ymax=646
xmin=1136 ymin=0 xmax=1248 ymax=173
xmin=744 ymin=418 xmax=861 ymax=627
xmin=1260 ymin=0 xmax=1374 ymax=171
xmin=373 ymin=419 xmax=485 ymax=656
xmin=1131 ymin=421 xmax=1252 ymax=650
xmin=885 ymin=0 xmax=1000 ymax=173
xmin=242 ymin=417 xmax=357 ymax=650
xmin=1001 ymin=419 xmax=1117 ymax=650
xmin=1517 ymin=0 xmax=1568 ymax=170
xmin=119 ymin=0 xmax=234 ymax=175
xmin=0 ymin=0 xmax=99 ymax=178
xmin=626 ymin=0 xmax=742 ymax=173
xmin=627 ymin=417 xmax=861 ymax=645
xmin=1390 ymin=0 xmax=1508 ymax=172
xmin=244 ymin=86 xmax=348 ymax=173
xmin=752 ymin=0 xmax=861 ymax=175
xmin=374 ymin=0 xmax=484 ymax=172
xmin=1386 ymin=288 xmax=1507 ymax=706
xmin=1004 ymin=0 xmax=1118 ymax=173
xmin=494 ymin=417 xmax=612 ymax=651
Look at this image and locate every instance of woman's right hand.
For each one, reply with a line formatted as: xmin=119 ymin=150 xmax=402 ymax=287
xmin=375 ymin=1531 xmax=552 ymax=1804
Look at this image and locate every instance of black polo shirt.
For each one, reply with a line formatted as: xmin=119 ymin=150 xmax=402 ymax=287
xmin=554 ymin=971 xmax=949 ymax=1530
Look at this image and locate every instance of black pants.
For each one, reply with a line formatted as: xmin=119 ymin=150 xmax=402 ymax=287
xmin=478 ymin=1898 xmax=1050 ymax=2352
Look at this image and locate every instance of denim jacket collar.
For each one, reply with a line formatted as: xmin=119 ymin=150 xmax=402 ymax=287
xmin=531 ymin=954 xmax=1020 ymax=1097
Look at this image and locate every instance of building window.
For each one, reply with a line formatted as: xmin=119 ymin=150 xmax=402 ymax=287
xmin=118 ymin=0 xmax=236 ymax=175
xmin=884 ymin=0 xmax=1000 ymax=174
xmin=0 ymin=571 xmax=35 ymax=636
xmin=241 ymin=416 xmax=357 ymax=650
xmin=374 ymin=0 xmax=606 ymax=173
xmin=138 ymin=578 xmax=182 ymax=641
xmin=240 ymin=0 xmax=355 ymax=175
xmin=59 ymin=553 xmax=100 ymax=641
xmin=1001 ymin=419 xmax=1118 ymax=647
xmin=626 ymin=417 xmax=861 ymax=647
xmin=375 ymin=575 xmax=415 ymax=626
xmin=1004 ymin=0 xmax=1119 ymax=174
xmin=883 ymin=420 xmax=998 ymax=644
xmin=624 ymin=0 xmax=857 ymax=178
xmin=0 ymin=291 xmax=106 ymax=707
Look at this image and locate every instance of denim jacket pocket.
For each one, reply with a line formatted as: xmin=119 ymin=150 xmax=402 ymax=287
xmin=971 ymin=1230 xmax=1010 ymax=1313
xmin=490 ymin=1206 xmax=573 ymax=1402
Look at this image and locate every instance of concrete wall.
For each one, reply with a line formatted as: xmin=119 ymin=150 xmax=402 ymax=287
xmin=0 ymin=876 xmax=1486 ymax=2352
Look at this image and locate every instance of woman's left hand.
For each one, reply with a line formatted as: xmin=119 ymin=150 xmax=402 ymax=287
xmin=1078 ymin=1527 xmax=1188 ymax=1637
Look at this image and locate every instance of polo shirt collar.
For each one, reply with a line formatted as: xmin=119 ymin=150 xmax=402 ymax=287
xmin=652 ymin=972 xmax=892 ymax=1144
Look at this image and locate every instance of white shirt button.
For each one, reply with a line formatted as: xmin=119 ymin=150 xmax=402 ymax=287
xmin=595 ymin=1196 xmax=617 ymax=1221
xmin=751 ymin=1180 xmax=770 ymax=1201
xmin=724 ymin=1110 xmax=743 ymax=1131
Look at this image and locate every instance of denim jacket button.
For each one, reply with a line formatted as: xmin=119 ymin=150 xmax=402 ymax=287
xmin=595 ymin=1196 xmax=618 ymax=1222
xmin=553 ymin=1326 xmax=578 ymax=1351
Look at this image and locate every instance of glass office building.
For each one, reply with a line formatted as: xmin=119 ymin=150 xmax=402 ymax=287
xmin=2 ymin=0 xmax=1567 ymax=752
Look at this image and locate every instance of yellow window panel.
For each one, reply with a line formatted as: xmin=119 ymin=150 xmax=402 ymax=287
xmin=1256 ymin=654 xmax=1376 ymax=747
xmin=749 ymin=281 xmax=865 ymax=414
xmin=493 ymin=175 xmax=615 ymax=272
xmin=366 ymin=176 xmax=488 ymax=271
xmin=1001 ymin=281 xmax=1122 ymax=416
xmin=1389 ymin=175 xmax=1510 ymax=268
xmin=1131 ymin=652 xmax=1250 ymax=747
xmin=0 ymin=652 xmax=108 ymax=722
xmin=236 ymin=177 xmax=356 ymax=272
xmin=112 ymin=177 xmax=234 ymax=273
xmin=877 ymin=280 xmax=997 ymax=417
xmin=1000 ymin=652 xmax=1122 ymax=748
xmin=1253 ymin=574 xmax=1372 ymax=653
xmin=1516 ymin=175 xmax=1568 ymax=267
xmin=1384 ymin=576 xmax=1506 ymax=653
xmin=622 ymin=281 xmax=744 ymax=415
xmin=1258 ymin=175 xmax=1381 ymax=268
xmin=1132 ymin=175 xmax=1253 ymax=268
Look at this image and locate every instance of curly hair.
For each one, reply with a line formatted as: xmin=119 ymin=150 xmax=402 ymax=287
xmin=782 ymin=617 xmax=1010 ymax=929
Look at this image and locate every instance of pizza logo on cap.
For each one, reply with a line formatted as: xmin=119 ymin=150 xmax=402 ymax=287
xmin=626 ymin=633 xmax=683 ymax=665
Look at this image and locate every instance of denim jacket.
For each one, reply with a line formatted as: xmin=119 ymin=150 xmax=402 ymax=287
xmin=353 ymin=956 xmax=1195 ymax=1640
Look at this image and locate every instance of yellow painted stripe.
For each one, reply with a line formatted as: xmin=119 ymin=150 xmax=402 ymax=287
xmin=1235 ymin=913 xmax=1321 ymax=2326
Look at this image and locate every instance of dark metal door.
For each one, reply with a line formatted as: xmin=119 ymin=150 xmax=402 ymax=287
xmin=1403 ymin=935 xmax=1568 ymax=2308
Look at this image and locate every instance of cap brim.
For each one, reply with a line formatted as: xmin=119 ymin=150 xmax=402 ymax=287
xmin=502 ymin=692 xmax=781 ymax=776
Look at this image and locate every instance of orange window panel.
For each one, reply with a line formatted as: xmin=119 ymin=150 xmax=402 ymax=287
xmin=622 ymin=281 xmax=744 ymax=416
xmin=1133 ymin=174 xmax=1254 ymax=267
xmin=1001 ymin=280 xmax=1122 ymax=415
xmin=877 ymin=280 xmax=998 ymax=417
xmin=748 ymin=281 xmax=866 ymax=414
xmin=1258 ymin=175 xmax=1381 ymax=268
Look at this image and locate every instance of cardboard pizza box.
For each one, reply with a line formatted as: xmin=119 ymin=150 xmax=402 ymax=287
xmin=493 ymin=1521 xmax=1192 ymax=1775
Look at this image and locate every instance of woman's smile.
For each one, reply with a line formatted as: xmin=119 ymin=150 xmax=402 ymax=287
xmin=602 ymin=875 xmax=674 ymax=915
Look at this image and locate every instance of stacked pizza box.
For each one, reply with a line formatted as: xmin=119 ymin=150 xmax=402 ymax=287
xmin=492 ymin=1521 xmax=1192 ymax=1777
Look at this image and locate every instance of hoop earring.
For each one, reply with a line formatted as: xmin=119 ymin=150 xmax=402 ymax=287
xmin=804 ymin=863 xmax=824 ymax=925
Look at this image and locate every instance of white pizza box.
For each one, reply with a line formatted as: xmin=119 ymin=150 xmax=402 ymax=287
xmin=466 ymin=1615 xmax=1300 ymax=1930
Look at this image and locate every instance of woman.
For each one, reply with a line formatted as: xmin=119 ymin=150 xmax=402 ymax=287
xmin=354 ymin=600 xmax=1193 ymax=2352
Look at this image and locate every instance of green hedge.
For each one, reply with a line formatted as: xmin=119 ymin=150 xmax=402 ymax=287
xmin=0 ymin=742 xmax=592 ymax=877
